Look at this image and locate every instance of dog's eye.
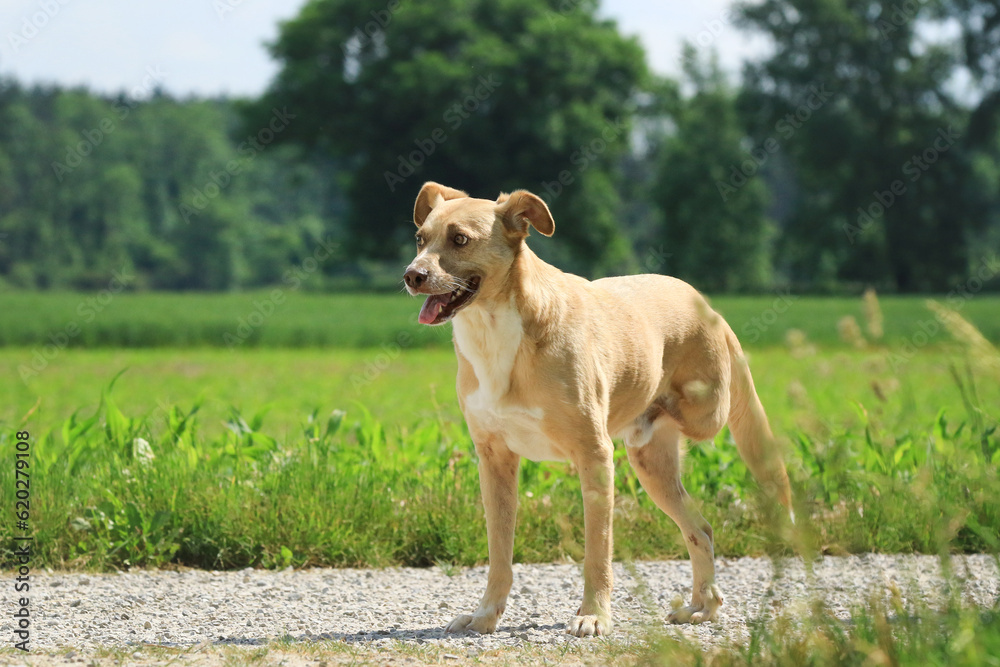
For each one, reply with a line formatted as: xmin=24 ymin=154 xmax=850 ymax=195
xmin=454 ymin=234 xmax=468 ymax=246
xmin=415 ymin=235 xmax=424 ymax=247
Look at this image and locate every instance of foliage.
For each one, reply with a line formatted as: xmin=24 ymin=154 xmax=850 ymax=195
xmin=734 ymin=0 xmax=1000 ymax=291
xmin=3 ymin=3 xmax=1000 ymax=293
xmin=248 ymin=0 xmax=649 ymax=275
xmin=934 ymin=0 xmax=1000 ymax=146
xmin=642 ymin=592 xmax=1000 ymax=666
xmin=0 ymin=80 xmax=343 ymax=290
xmin=652 ymin=47 xmax=775 ymax=292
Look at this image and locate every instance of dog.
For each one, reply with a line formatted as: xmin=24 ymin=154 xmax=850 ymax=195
xmin=403 ymin=182 xmax=792 ymax=637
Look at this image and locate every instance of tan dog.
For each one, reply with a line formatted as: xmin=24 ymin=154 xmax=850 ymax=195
xmin=403 ymin=182 xmax=792 ymax=637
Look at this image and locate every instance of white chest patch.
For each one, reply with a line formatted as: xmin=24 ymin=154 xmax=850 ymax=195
xmin=453 ymin=300 xmax=564 ymax=462
xmin=453 ymin=299 xmax=523 ymax=404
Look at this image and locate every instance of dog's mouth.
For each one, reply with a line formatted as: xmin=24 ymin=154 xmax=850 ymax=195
xmin=418 ymin=276 xmax=481 ymax=326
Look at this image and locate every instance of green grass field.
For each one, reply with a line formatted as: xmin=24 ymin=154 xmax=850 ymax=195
xmin=7 ymin=290 xmax=1000 ymax=349
xmin=2 ymin=291 xmax=999 ymax=664
xmin=3 ymin=291 xmax=999 ymax=569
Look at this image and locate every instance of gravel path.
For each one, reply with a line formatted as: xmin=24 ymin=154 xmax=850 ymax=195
xmin=4 ymin=554 xmax=998 ymax=664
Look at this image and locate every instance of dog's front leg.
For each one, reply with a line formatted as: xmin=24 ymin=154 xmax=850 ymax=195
xmin=446 ymin=437 xmax=519 ymax=634
xmin=568 ymin=441 xmax=615 ymax=637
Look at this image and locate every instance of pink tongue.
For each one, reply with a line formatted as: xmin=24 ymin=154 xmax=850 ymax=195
xmin=418 ymin=294 xmax=448 ymax=325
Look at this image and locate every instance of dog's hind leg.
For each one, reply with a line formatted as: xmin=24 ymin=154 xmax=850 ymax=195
xmin=625 ymin=416 xmax=723 ymax=624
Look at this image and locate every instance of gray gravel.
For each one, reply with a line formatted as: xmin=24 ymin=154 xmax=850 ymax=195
xmin=6 ymin=554 xmax=998 ymax=657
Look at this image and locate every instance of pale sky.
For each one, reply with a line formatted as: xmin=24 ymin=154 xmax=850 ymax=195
xmin=0 ymin=1 xmax=764 ymax=97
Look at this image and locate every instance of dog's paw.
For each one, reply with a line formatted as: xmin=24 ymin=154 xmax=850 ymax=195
xmin=667 ymin=603 xmax=718 ymax=624
xmin=667 ymin=585 xmax=723 ymax=624
xmin=566 ymin=614 xmax=612 ymax=637
xmin=445 ymin=613 xmax=499 ymax=634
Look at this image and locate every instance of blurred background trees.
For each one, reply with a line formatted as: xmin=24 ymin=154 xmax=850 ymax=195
xmin=0 ymin=84 xmax=342 ymax=290
xmin=1 ymin=0 xmax=999 ymax=292
xmin=652 ymin=46 xmax=776 ymax=293
xmin=247 ymin=0 xmax=648 ymax=276
xmin=736 ymin=0 xmax=996 ymax=292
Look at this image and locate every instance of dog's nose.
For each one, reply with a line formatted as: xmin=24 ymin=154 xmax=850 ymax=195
xmin=404 ymin=267 xmax=428 ymax=289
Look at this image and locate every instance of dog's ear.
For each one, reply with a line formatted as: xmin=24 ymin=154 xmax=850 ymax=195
xmin=413 ymin=182 xmax=468 ymax=227
xmin=496 ymin=190 xmax=555 ymax=237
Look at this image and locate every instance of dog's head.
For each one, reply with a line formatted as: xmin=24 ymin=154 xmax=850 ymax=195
xmin=403 ymin=182 xmax=555 ymax=326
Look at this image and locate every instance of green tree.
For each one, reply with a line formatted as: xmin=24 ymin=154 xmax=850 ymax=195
xmin=736 ymin=0 xmax=994 ymax=291
xmin=934 ymin=0 xmax=1000 ymax=264
xmin=652 ymin=47 xmax=774 ymax=292
xmin=249 ymin=0 xmax=648 ymax=276
xmin=0 ymin=80 xmax=343 ymax=290
xmin=937 ymin=0 xmax=1000 ymax=144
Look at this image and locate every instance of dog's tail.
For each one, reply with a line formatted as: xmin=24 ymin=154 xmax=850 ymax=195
xmin=725 ymin=330 xmax=793 ymax=518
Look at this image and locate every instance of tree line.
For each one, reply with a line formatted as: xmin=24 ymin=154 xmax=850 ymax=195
xmin=2 ymin=0 xmax=998 ymax=293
